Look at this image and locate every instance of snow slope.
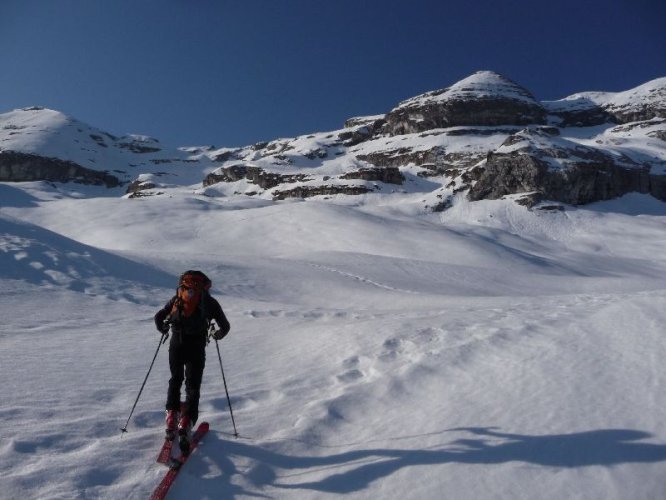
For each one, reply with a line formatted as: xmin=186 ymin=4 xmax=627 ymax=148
xmin=543 ymin=76 xmax=666 ymax=113
xmin=1 ymin=177 xmax=665 ymax=499
xmin=0 ymin=107 xmax=221 ymax=188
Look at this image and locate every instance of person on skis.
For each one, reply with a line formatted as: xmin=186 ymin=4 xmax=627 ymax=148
xmin=154 ymin=270 xmax=230 ymax=454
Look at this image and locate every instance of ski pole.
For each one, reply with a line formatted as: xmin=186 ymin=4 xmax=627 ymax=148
xmin=120 ymin=331 xmax=169 ymax=436
xmin=215 ymin=338 xmax=239 ymax=438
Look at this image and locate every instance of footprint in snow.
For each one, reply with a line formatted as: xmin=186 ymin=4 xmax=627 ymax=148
xmin=336 ymin=369 xmax=364 ymax=383
xmin=336 ymin=355 xmax=379 ymax=385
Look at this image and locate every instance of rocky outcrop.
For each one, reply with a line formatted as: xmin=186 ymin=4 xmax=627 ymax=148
xmin=357 ymin=147 xmax=442 ymax=169
xmin=272 ymin=184 xmax=372 ymax=200
xmin=337 ymin=127 xmax=373 ymax=147
xmin=468 ymin=129 xmax=666 ymax=206
xmin=339 ymin=116 xmax=386 ymax=146
xmin=340 ymin=167 xmax=405 ymax=184
xmin=117 ymin=142 xmax=161 ymax=154
xmin=545 ymin=77 xmax=666 ymax=127
xmin=203 ymin=165 xmax=311 ymax=190
xmin=0 ymin=151 xmax=120 ymax=187
xmin=116 ymin=135 xmax=162 ymax=154
xmin=384 ymin=71 xmax=547 ymax=135
xmin=343 ymin=115 xmax=386 ymax=129
xmin=204 ymin=164 xmax=248 ymax=184
xmin=603 ymin=78 xmax=666 ymax=123
xmin=213 ymin=149 xmax=243 ymax=162
xmin=204 ymin=164 xmax=404 ymax=193
xmin=545 ymin=98 xmax=613 ymax=127
xmin=357 ymin=144 xmax=488 ymax=176
xmin=126 ymin=180 xmax=157 ymax=195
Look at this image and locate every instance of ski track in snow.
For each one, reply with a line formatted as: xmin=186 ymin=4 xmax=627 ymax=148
xmin=307 ymin=263 xmax=421 ymax=295
xmin=1 ymin=188 xmax=665 ymax=499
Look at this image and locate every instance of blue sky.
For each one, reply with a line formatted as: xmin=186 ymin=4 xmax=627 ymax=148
xmin=1 ymin=0 xmax=664 ymax=147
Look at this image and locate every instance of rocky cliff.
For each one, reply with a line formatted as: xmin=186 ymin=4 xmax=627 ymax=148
xmin=0 ymin=150 xmax=120 ymax=187
xmin=200 ymin=71 xmax=665 ymax=206
xmin=467 ymin=128 xmax=665 ymax=205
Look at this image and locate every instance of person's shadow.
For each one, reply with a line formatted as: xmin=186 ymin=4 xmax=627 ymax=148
xmin=192 ymin=427 xmax=666 ymax=496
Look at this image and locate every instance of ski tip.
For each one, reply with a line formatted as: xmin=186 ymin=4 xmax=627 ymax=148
xmin=198 ymin=421 xmax=210 ymax=432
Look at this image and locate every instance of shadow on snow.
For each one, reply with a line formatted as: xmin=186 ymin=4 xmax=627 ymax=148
xmin=0 ymin=214 xmax=174 ymax=297
xmin=199 ymin=427 xmax=666 ymax=496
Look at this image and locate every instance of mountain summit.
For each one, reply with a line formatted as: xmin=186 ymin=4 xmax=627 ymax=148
xmin=399 ymin=71 xmax=540 ymax=107
xmin=384 ymin=71 xmax=546 ymax=134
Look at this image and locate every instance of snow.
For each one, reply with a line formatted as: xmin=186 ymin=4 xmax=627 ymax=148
xmin=605 ymin=76 xmax=666 ymax=109
xmin=543 ymin=76 xmax=666 ymax=115
xmin=1 ymin=177 xmax=666 ymax=499
xmin=396 ymin=71 xmax=540 ymax=109
xmin=0 ymin=107 xmax=221 ymax=188
xmin=542 ymin=92 xmax=616 ymax=112
xmin=1 ymin=71 xmax=665 ymax=498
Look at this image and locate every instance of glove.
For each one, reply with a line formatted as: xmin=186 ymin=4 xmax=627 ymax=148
xmin=212 ymin=329 xmax=227 ymax=341
xmin=157 ymin=321 xmax=170 ymax=335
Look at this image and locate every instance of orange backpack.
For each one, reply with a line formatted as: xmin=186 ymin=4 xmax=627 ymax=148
xmin=170 ymin=270 xmax=212 ymax=319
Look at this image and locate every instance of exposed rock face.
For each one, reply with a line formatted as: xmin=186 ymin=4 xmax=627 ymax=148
xmin=203 ymin=165 xmax=311 ymax=190
xmin=203 ymin=165 xmax=403 ymax=196
xmin=340 ymin=116 xmax=386 ymax=146
xmin=357 ymin=147 xmax=442 ymax=169
xmin=545 ymin=98 xmax=613 ymax=127
xmin=117 ymin=142 xmax=161 ymax=154
xmin=468 ymin=129 xmax=666 ymax=206
xmin=125 ymin=180 xmax=157 ymax=195
xmin=384 ymin=71 xmax=547 ymax=135
xmin=339 ymin=167 xmax=404 ymax=184
xmin=337 ymin=127 xmax=373 ymax=147
xmin=272 ymin=185 xmax=372 ymax=200
xmin=343 ymin=115 xmax=386 ymax=129
xmin=0 ymin=151 xmax=120 ymax=187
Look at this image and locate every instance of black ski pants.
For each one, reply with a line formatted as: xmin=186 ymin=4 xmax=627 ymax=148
xmin=166 ymin=340 xmax=206 ymax=425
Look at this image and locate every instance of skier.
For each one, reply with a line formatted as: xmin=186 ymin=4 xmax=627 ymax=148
xmin=154 ymin=270 xmax=230 ymax=454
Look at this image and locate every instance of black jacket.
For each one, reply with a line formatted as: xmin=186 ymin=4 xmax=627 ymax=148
xmin=154 ymin=293 xmax=230 ymax=344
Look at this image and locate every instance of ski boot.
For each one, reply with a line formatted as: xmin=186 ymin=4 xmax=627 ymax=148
xmin=178 ymin=414 xmax=193 ymax=456
xmin=165 ymin=410 xmax=179 ymax=441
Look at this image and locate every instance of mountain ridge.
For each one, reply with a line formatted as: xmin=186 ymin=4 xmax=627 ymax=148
xmin=1 ymin=71 xmax=665 ymax=208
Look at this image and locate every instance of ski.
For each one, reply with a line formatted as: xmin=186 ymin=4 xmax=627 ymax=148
xmin=156 ymin=437 xmax=174 ymax=465
xmin=150 ymin=422 xmax=209 ymax=500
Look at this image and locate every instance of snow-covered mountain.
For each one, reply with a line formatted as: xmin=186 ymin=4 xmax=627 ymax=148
xmin=1 ymin=73 xmax=666 ymax=500
xmin=0 ymin=106 xmax=218 ymax=189
xmin=1 ymin=71 xmax=665 ymax=208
